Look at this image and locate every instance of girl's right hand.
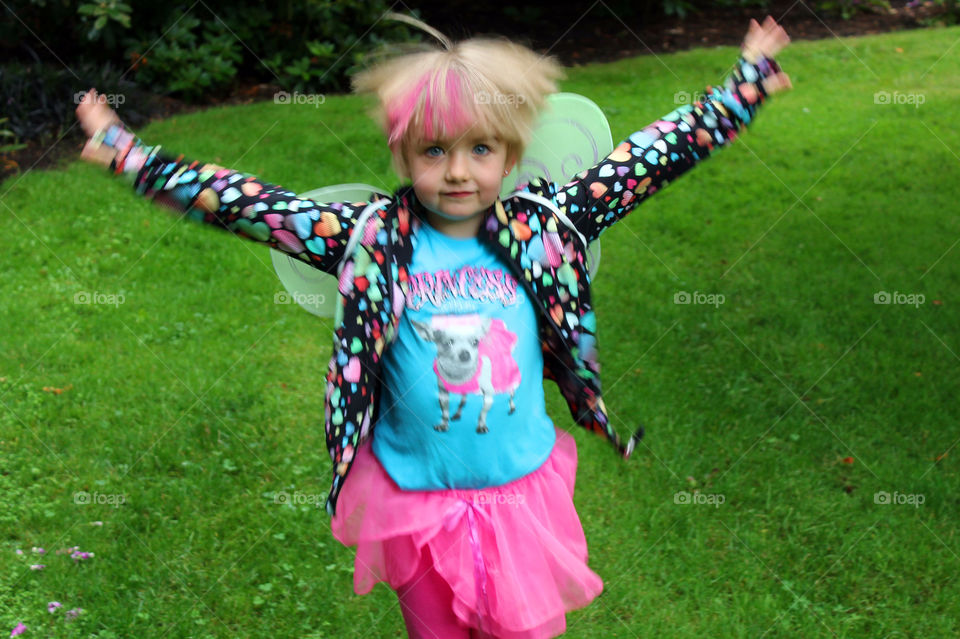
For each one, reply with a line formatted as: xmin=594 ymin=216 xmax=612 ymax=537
xmin=76 ymin=88 xmax=123 ymax=167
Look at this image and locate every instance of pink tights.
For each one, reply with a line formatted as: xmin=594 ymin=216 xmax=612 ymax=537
xmin=396 ymin=545 xmax=475 ymax=638
xmin=395 ymin=545 xmax=559 ymax=639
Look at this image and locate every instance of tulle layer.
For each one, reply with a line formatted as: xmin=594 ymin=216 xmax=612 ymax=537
xmin=330 ymin=427 xmax=604 ymax=638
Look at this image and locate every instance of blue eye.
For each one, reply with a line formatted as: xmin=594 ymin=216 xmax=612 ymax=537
xmin=425 ymin=146 xmax=443 ymax=157
xmin=473 ymin=144 xmax=490 ymax=155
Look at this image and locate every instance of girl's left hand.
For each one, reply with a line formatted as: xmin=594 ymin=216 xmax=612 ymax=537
xmin=741 ymin=16 xmax=793 ymax=95
xmin=742 ymin=16 xmax=790 ymax=62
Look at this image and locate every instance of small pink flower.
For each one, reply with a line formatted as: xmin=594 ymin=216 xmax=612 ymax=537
xmin=64 ymin=608 xmax=83 ymax=621
xmin=29 ymin=564 xmax=45 ymax=571
xmin=70 ymin=550 xmax=94 ymax=562
xmin=15 ymin=549 xmax=23 ymax=555
xmin=31 ymin=547 xmax=45 ymax=555
xmin=10 ymin=622 xmax=27 ymax=637
xmin=48 ymin=602 xmax=62 ymax=613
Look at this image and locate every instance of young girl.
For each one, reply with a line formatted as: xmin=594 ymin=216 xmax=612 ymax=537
xmin=76 ymin=14 xmax=791 ymax=638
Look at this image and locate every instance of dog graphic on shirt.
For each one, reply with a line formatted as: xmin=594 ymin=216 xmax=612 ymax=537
xmin=412 ymin=314 xmax=519 ymax=434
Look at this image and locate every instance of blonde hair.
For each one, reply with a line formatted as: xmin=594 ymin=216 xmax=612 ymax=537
xmin=352 ymin=14 xmax=565 ymax=179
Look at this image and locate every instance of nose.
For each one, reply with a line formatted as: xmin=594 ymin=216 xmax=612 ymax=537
xmin=458 ymin=350 xmax=471 ymax=362
xmin=445 ymin=150 xmax=469 ymax=182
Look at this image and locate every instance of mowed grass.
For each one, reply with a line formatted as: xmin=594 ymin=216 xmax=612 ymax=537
xmin=2 ymin=24 xmax=959 ymax=638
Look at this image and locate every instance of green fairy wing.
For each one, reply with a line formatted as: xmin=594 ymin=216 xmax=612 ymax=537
xmin=500 ymin=92 xmax=613 ymax=279
xmin=269 ymin=183 xmax=381 ymax=318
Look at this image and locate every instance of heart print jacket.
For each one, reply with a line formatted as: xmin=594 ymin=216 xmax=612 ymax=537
xmin=118 ymin=55 xmax=783 ymax=516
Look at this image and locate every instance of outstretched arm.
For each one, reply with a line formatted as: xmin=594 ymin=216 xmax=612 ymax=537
xmin=557 ymin=16 xmax=792 ymax=245
xmin=75 ymin=91 xmax=382 ymax=274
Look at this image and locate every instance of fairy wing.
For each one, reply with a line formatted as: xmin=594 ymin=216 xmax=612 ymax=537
xmin=271 ymin=93 xmax=614 ymax=317
xmin=269 ymin=183 xmax=381 ymax=318
xmin=500 ymin=92 xmax=613 ymax=279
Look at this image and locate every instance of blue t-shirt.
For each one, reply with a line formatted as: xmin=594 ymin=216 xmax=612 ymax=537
xmin=371 ymin=219 xmax=556 ymax=490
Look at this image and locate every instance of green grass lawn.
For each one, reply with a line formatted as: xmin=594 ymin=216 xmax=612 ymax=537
xmin=2 ymin=24 xmax=959 ymax=638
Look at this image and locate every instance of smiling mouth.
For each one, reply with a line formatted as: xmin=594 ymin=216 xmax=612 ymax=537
xmin=442 ymin=191 xmax=474 ymax=198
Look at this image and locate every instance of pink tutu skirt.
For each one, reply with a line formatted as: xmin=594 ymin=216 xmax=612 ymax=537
xmin=330 ymin=426 xmax=604 ymax=638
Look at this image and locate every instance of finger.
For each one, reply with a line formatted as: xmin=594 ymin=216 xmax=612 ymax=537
xmin=764 ymin=19 xmax=781 ymax=40
xmin=763 ymin=28 xmax=789 ymax=53
xmin=744 ymin=18 xmax=762 ymax=46
xmin=77 ymin=89 xmax=91 ymax=111
xmin=77 ymin=89 xmax=99 ymax=118
xmin=76 ymin=96 xmax=98 ymax=134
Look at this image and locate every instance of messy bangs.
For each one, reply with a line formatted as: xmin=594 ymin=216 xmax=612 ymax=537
xmin=387 ymin=62 xmax=488 ymax=149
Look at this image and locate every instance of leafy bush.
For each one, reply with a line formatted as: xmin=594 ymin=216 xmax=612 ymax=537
xmin=123 ymin=14 xmax=242 ymax=101
xmin=0 ymin=118 xmax=26 ymax=154
xmin=1 ymin=0 xmax=419 ymax=101
xmin=0 ymin=0 xmax=421 ymax=147
xmin=910 ymin=0 xmax=960 ymax=24
xmin=814 ymin=0 xmax=892 ymax=20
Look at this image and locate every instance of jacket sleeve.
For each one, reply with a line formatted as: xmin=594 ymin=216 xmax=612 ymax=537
xmin=556 ymin=55 xmax=783 ymax=245
xmin=101 ymin=127 xmax=379 ymax=274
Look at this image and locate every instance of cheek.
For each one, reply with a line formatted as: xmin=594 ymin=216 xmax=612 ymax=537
xmin=407 ymin=166 xmax=439 ymax=192
xmin=412 ymin=161 xmax=441 ymax=179
xmin=481 ymin=168 xmax=507 ymax=189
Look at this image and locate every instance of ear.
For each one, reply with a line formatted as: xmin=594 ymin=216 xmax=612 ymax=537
xmin=412 ymin=320 xmax=433 ymax=342
xmin=504 ymin=150 xmax=518 ymax=175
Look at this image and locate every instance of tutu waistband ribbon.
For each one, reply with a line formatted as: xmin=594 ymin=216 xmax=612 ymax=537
xmin=443 ymin=497 xmax=494 ymax=633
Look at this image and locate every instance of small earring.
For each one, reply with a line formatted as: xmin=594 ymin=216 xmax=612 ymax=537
xmin=503 ymin=169 xmax=510 ymax=176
